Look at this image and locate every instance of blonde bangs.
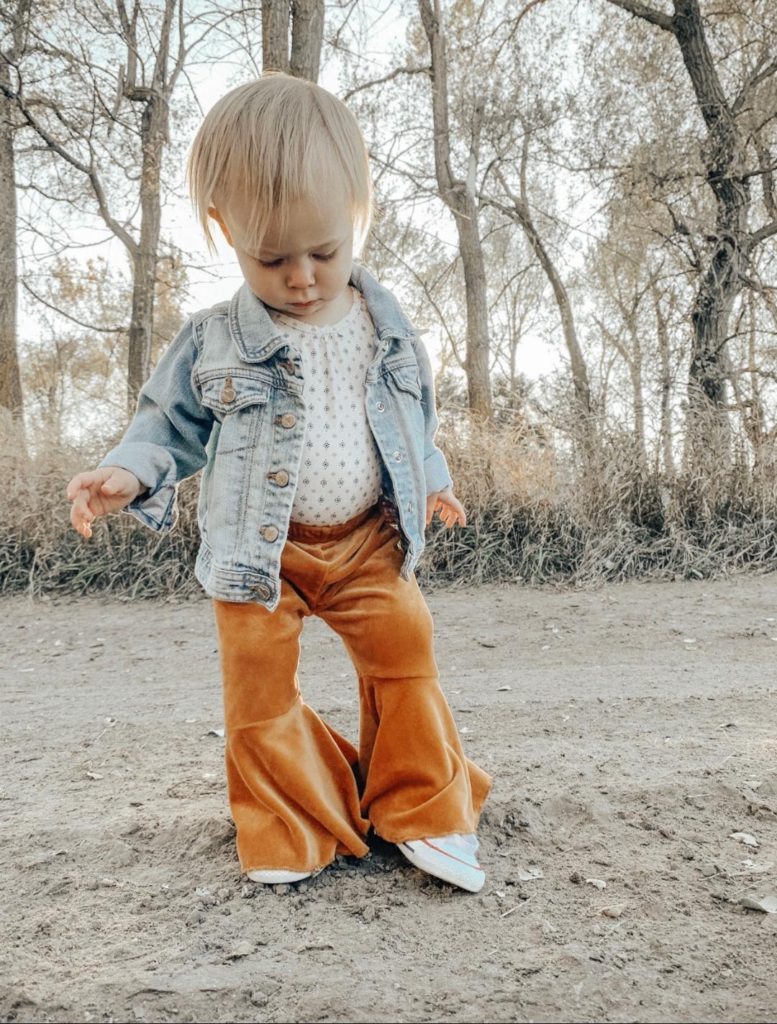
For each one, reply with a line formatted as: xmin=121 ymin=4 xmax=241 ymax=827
xmin=187 ymin=73 xmax=372 ymax=254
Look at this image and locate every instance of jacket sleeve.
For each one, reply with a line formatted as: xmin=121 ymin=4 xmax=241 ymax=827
xmin=411 ymin=330 xmax=454 ymax=494
xmin=98 ymin=318 xmax=213 ymax=532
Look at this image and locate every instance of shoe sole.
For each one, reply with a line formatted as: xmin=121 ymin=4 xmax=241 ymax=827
xmin=246 ymin=869 xmax=312 ymax=884
xmin=398 ymin=840 xmax=485 ymax=893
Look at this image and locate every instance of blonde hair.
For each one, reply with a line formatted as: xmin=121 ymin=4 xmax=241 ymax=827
xmin=187 ymin=73 xmax=372 ymax=255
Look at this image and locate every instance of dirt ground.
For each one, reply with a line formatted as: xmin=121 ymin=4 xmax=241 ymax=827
xmin=2 ymin=574 xmax=777 ymax=1024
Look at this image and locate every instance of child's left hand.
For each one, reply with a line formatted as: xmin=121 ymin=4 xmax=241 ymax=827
xmin=426 ymin=488 xmax=467 ymax=528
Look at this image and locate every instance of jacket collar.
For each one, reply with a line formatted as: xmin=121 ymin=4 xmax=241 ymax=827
xmin=227 ymin=262 xmax=416 ymax=364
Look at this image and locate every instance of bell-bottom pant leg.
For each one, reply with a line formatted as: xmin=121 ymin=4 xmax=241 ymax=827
xmin=213 ymin=505 xmax=491 ymax=874
xmin=313 ymin=514 xmax=492 ymax=842
xmin=213 ymin=587 xmax=371 ymax=875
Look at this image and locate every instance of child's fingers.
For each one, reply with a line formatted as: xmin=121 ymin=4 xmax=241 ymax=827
xmin=434 ymin=494 xmax=467 ymax=529
xmin=69 ymin=489 xmax=95 ymax=538
xmin=66 ymin=467 xmax=139 ymax=538
xmin=66 ymin=472 xmax=98 ymax=501
xmin=67 ymin=468 xmax=115 ymax=501
xmin=444 ymin=496 xmax=467 ymax=528
xmin=425 ymin=491 xmax=468 ymax=528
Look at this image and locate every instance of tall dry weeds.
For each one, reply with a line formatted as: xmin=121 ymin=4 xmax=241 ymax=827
xmin=418 ymin=417 xmax=777 ymax=587
xmin=2 ymin=416 xmax=777 ymax=598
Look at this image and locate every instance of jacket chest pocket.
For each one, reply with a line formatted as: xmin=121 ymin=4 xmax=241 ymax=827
xmin=200 ymin=372 xmax=271 ymax=454
xmin=386 ymin=363 xmax=422 ymax=401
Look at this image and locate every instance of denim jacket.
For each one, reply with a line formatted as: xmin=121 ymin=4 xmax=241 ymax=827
xmin=99 ymin=264 xmax=453 ymax=609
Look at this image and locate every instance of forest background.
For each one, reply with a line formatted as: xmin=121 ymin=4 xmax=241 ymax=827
xmin=1 ymin=0 xmax=777 ymax=595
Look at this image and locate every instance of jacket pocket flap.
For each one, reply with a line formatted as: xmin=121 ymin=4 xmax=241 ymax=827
xmin=388 ymin=364 xmax=422 ymax=399
xmin=199 ymin=373 xmax=270 ymax=414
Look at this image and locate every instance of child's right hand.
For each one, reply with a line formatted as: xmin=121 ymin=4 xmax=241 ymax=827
xmin=66 ymin=466 xmax=144 ymax=538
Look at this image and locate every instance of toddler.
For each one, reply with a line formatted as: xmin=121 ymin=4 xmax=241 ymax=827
xmin=67 ymin=73 xmax=491 ymax=892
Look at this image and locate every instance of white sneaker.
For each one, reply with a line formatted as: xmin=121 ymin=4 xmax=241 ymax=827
xmin=398 ymin=833 xmax=485 ymax=893
xmin=246 ymin=869 xmax=312 ymax=884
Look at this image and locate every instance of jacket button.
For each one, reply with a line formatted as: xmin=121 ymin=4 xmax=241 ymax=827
xmin=251 ymin=581 xmax=273 ymax=600
xmin=393 ymin=450 xmax=403 ymax=462
xmin=221 ymin=377 xmax=236 ymax=403
xmin=269 ymin=470 xmax=290 ymax=487
xmin=261 ymin=525 xmax=279 ymax=542
xmin=278 ymin=413 xmax=296 ymax=428
xmin=376 ymin=401 xmax=385 ymax=412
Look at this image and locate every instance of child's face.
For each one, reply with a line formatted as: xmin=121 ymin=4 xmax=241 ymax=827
xmin=210 ymin=193 xmax=354 ymax=322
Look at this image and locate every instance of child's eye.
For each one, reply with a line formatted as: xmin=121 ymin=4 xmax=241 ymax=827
xmin=313 ymin=252 xmax=336 ymax=262
xmin=258 ymin=257 xmax=283 ymax=268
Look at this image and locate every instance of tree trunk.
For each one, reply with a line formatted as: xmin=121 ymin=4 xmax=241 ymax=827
xmin=627 ymin=323 xmax=646 ymax=465
xmin=418 ymin=0 xmax=492 ymax=419
xmin=262 ymin=0 xmax=324 ymax=82
xmin=127 ymin=93 xmax=167 ymax=411
xmin=124 ymin=0 xmax=175 ymax=412
xmin=290 ymin=0 xmax=324 ymax=82
xmin=672 ymin=0 xmax=748 ymax=463
xmin=685 ymin=239 xmax=739 ymax=461
xmin=456 ymin=195 xmax=492 ymax=416
xmin=652 ymin=280 xmax=675 ymax=478
xmin=0 ymin=2 xmax=30 ymax=434
xmin=0 ymin=59 xmax=23 ymax=427
xmin=516 ymin=202 xmax=592 ymax=438
xmin=498 ymin=156 xmax=593 ymax=454
xmin=262 ymin=0 xmax=290 ymax=73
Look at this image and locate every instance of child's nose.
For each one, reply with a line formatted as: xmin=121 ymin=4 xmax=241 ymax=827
xmin=286 ymin=257 xmax=315 ymax=289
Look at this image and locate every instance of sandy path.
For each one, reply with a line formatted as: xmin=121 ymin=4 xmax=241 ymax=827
xmin=2 ymin=575 xmax=777 ymax=1023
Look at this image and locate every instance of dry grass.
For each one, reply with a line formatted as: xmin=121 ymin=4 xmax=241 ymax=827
xmin=0 ymin=429 xmax=201 ymax=599
xmin=2 ymin=417 xmax=777 ymax=599
xmin=418 ymin=418 xmax=777 ymax=588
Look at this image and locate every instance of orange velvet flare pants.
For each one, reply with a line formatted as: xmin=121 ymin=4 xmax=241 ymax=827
xmin=212 ymin=503 xmax=492 ymax=875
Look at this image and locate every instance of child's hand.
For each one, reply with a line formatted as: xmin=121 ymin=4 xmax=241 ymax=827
xmin=66 ymin=466 xmax=144 ymax=538
xmin=426 ymin=488 xmax=467 ymax=529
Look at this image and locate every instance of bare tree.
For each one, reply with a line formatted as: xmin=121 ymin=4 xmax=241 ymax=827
xmin=1 ymin=0 xmax=226 ymax=412
xmin=0 ymin=0 xmax=31 ymax=430
xmin=418 ymin=0 xmax=492 ymax=418
xmin=262 ymin=0 xmax=325 ymax=81
xmin=487 ymin=149 xmax=594 ymax=451
xmin=20 ymin=252 xmax=185 ymax=446
xmin=604 ymin=0 xmax=777 ymax=465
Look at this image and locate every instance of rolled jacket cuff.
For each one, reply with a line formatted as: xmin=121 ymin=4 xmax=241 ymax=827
xmin=98 ymin=446 xmax=178 ymax=533
xmin=123 ymin=484 xmax=177 ymax=533
xmin=424 ymin=449 xmax=453 ymax=494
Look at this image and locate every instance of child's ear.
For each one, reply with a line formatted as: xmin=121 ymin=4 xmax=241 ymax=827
xmin=208 ymin=206 xmax=234 ymax=248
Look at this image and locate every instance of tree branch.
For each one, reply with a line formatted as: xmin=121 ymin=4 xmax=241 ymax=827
xmin=22 ymin=280 xmax=127 ymax=334
xmin=342 ymin=65 xmax=429 ymax=102
xmin=733 ymin=53 xmax=777 ymax=114
xmin=371 ymin=234 xmax=464 ymax=372
xmin=602 ymin=0 xmax=674 ymax=32
xmin=0 ymin=71 xmax=137 ymax=255
xmin=748 ymin=220 xmax=777 ymax=247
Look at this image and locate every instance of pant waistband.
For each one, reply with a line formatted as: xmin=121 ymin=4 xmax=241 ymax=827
xmin=287 ymin=503 xmax=381 ymax=543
